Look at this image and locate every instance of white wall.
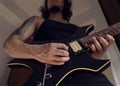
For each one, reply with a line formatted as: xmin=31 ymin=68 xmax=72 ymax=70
xmin=0 ymin=0 xmax=119 ymax=86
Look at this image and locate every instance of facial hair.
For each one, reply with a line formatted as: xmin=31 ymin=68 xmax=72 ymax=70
xmin=49 ymin=6 xmax=61 ymax=13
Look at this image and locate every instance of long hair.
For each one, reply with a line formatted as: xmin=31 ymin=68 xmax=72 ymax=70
xmin=40 ymin=0 xmax=73 ymax=22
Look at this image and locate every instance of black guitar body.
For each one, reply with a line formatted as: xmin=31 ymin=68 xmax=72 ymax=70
xmin=22 ymin=51 xmax=110 ymax=86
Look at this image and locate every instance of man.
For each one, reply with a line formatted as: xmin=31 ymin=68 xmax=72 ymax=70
xmin=3 ymin=0 xmax=114 ymax=86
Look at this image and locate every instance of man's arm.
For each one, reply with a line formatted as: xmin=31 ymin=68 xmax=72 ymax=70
xmin=3 ymin=16 xmax=70 ymax=65
xmin=3 ymin=16 xmax=44 ymax=59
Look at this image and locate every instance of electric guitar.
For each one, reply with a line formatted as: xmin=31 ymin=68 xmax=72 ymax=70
xmin=8 ymin=22 xmax=120 ymax=86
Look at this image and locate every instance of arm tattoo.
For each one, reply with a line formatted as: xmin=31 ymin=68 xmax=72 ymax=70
xmin=12 ymin=16 xmax=36 ymax=36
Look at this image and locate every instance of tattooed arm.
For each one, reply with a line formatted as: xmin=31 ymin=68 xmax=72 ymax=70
xmin=3 ymin=16 xmax=44 ymax=59
xmin=3 ymin=16 xmax=69 ymax=65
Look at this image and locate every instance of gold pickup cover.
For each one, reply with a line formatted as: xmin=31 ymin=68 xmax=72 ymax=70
xmin=69 ymin=41 xmax=82 ymax=52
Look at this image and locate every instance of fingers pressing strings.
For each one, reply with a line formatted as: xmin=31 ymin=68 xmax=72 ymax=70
xmin=103 ymin=34 xmax=115 ymax=45
xmin=90 ymin=34 xmax=114 ymax=53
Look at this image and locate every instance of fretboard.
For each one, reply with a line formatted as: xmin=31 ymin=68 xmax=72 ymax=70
xmin=79 ymin=22 xmax=120 ymax=48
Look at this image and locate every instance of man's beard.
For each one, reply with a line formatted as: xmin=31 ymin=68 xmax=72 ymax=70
xmin=49 ymin=6 xmax=61 ymax=13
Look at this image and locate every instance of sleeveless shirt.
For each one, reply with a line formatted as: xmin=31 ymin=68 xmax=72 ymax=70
xmin=33 ymin=19 xmax=77 ymax=42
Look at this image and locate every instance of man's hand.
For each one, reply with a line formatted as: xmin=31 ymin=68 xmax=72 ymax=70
xmin=90 ymin=34 xmax=114 ymax=59
xmin=31 ymin=43 xmax=70 ymax=65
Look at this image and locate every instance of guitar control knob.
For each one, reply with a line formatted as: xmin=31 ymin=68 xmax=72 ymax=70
xmin=45 ymin=73 xmax=52 ymax=79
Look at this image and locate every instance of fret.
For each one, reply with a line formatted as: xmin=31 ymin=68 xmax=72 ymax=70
xmin=84 ymin=37 xmax=90 ymax=44
xmin=110 ymin=28 xmax=117 ymax=35
xmin=102 ymin=29 xmax=109 ymax=34
xmin=78 ymin=35 xmax=92 ymax=47
xmin=115 ymin=27 xmax=120 ymax=33
xmin=78 ymin=22 xmax=120 ymax=48
xmin=108 ymin=29 xmax=114 ymax=36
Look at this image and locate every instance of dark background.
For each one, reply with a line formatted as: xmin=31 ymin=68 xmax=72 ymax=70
xmin=98 ymin=0 xmax=120 ymax=51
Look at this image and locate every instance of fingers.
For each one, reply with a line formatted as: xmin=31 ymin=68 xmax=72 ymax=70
xmin=51 ymin=57 xmax=70 ymax=65
xmin=90 ymin=44 xmax=96 ymax=52
xmin=49 ymin=43 xmax=69 ymax=50
xmin=38 ymin=56 xmax=69 ymax=65
xmin=90 ymin=34 xmax=114 ymax=53
xmin=91 ymin=37 xmax=102 ymax=52
xmin=97 ymin=37 xmax=109 ymax=51
xmin=48 ymin=45 xmax=70 ymax=65
xmin=54 ymin=56 xmax=70 ymax=62
xmin=48 ymin=43 xmax=69 ymax=57
xmin=37 ymin=42 xmax=70 ymax=65
xmin=55 ymin=49 xmax=69 ymax=56
xmin=103 ymin=34 xmax=115 ymax=45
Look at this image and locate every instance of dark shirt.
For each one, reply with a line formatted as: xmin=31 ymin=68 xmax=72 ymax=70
xmin=33 ymin=19 xmax=77 ymax=41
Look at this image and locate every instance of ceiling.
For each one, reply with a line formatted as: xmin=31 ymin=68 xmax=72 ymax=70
xmin=0 ymin=0 xmax=93 ymax=26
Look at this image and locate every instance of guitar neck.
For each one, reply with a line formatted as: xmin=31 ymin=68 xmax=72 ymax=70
xmin=79 ymin=22 xmax=120 ymax=48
